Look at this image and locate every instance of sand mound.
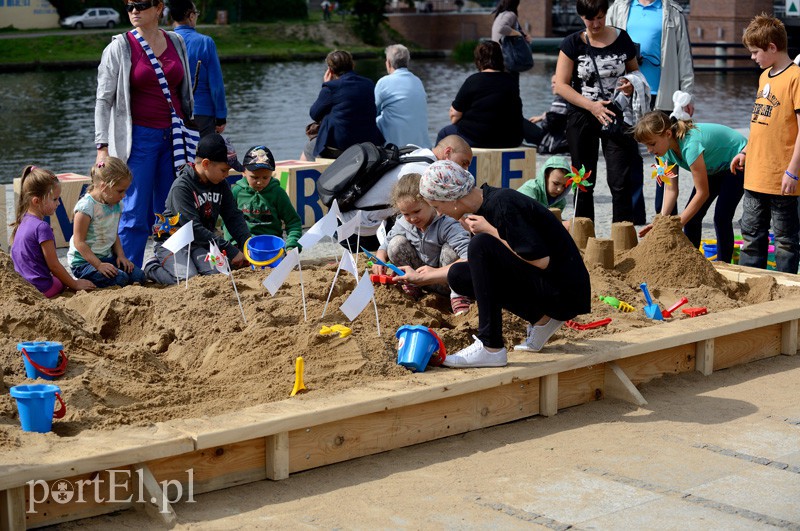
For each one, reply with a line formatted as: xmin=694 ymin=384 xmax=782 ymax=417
xmin=1 ymin=216 xmax=798 ymax=450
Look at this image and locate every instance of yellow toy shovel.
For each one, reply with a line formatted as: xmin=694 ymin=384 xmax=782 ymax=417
xmin=291 ymin=356 xmax=307 ymax=397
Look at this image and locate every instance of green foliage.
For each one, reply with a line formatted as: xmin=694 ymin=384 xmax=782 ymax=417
xmin=346 ymin=0 xmax=386 ymax=45
xmin=204 ymin=0 xmax=307 ymax=23
xmin=452 ymin=40 xmax=479 ymax=63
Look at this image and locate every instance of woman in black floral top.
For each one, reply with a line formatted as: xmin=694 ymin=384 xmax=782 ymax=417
xmin=554 ymin=0 xmax=643 ymax=224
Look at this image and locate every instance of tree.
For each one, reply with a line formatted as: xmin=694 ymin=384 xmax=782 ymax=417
xmin=346 ymin=0 xmax=387 ymax=45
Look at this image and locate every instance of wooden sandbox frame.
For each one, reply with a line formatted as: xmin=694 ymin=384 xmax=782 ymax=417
xmin=2 ymin=263 xmax=800 ymax=530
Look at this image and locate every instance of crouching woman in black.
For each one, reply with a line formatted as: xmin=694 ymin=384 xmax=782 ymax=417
xmin=419 ymin=160 xmax=591 ymax=368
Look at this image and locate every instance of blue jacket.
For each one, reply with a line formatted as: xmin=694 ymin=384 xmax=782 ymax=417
xmin=174 ymin=25 xmax=227 ymax=123
xmin=309 ymin=71 xmax=384 ymax=156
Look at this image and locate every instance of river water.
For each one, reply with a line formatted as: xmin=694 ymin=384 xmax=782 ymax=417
xmin=0 ymin=56 xmax=758 ymax=185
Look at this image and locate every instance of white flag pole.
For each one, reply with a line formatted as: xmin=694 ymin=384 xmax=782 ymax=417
xmin=321 ymin=266 xmax=342 ymax=319
xmin=185 ymin=242 xmax=191 ymax=289
xmin=371 ymin=295 xmax=381 ymax=337
xmin=230 ymin=271 xmax=247 ymax=324
xmin=297 ymin=258 xmax=308 ymax=322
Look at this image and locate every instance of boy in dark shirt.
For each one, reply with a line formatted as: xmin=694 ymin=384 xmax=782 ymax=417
xmin=144 ymin=133 xmax=251 ymax=284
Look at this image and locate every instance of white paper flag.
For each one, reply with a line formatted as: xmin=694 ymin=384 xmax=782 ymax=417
xmin=163 ymin=222 xmax=194 ymax=253
xmin=339 ymin=250 xmax=358 ymax=279
xmin=337 ymin=211 xmax=361 ymax=242
xmin=297 ymin=207 xmax=339 ymax=250
xmin=205 ymin=241 xmax=230 ymax=276
xmin=340 ymin=271 xmax=375 ymax=321
xmin=262 ymin=248 xmax=300 ymax=296
xmin=376 ymin=220 xmax=387 ymax=247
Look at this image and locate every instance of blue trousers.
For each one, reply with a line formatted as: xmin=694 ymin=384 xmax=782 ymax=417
xmin=72 ymin=255 xmax=146 ymax=288
xmin=120 ymin=125 xmax=176 ymax=267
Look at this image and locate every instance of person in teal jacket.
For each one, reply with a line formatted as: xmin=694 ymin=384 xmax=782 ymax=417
xmin=516 ymin=155 xmax=571 ymax=211
xmin=224 ymin=145 xmax=303 ymax=251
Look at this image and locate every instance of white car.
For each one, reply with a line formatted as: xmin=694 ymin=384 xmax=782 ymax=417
xmin=60 ymin=7 xmax=121 ymax=29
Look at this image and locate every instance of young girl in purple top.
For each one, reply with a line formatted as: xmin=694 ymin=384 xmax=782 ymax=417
xmin=10 ymin=166 xmax=95 ymax=297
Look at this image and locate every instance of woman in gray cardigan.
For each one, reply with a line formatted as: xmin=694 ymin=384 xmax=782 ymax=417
xmin=95 ymin=0 xmax=193 ymax=267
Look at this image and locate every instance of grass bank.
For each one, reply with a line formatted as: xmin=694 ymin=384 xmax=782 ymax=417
xmin=0 ymin=16 xmax=388 ymax=70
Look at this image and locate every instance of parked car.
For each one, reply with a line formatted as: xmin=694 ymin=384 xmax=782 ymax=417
xmin=60 ymin=7 xmax=120 ymax=29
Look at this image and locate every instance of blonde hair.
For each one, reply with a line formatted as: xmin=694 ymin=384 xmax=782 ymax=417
xmin=743 ymin=13 xmax=787 ymax=52
xmin=391 ymin=173 xmax=423 ymax=207
xmin=88 ymin=157 xmax=132 ymax=193
xmin=633 ymin=111 xmax=696 ymax=144
xmin=10 ymin=165 xmax=59 ymax=241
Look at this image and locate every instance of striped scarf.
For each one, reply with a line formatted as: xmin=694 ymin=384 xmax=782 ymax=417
xmin=130 ymin=29 xmax=199 ymax=172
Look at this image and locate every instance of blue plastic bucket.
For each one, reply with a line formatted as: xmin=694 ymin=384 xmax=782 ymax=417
xmin=17 ymin=341 xmax=67 ymax=380
xmin=395 ymin=325 xmax=445 ymax=372
xmin=244 ymin=235 xmax=285 ymax=269
xmin=702 ymin=243 xmax=717 ymax=259
xmin=9 ymin=384 xmax=65 ymax=433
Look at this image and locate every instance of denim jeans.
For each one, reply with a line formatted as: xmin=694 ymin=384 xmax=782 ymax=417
xmin=739 ymin=190 xmax=799 ymax=273
xmin=146 ymin=242 xmax=217 ymax=285
xmin=71 ymin=255 xmax=146 ymax=288
xmin=120 ymin=125 xmax=176 ymax=267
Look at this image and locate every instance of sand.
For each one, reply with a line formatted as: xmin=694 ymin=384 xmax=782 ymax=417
xmin=1 ymin=216 xmax=798 ymax=451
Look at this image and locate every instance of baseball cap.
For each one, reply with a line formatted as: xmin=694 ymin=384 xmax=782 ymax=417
xmin=242 ymin=146 xmax=276 ymax=171
xmin=195 ymin=133 xmax=228 ymax=164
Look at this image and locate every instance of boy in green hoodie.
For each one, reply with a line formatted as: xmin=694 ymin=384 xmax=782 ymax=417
xmin=224 ymin=145 xmax=303 ymax=251
xmin=517 ymin=155 xmax=571 ymax=212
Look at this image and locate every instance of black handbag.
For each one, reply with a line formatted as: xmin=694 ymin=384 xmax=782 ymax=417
xmin=500 ymin=22 xmax=533 ymax=73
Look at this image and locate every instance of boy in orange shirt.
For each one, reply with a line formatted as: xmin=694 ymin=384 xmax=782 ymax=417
xmin=731 ymin=14 xmax=800 ymax=273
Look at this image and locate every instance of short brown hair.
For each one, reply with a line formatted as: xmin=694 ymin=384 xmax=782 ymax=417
xmin=742 ymin=13 xmax=787 ymax=52
xmin=474 ymin=40 xmax=504 ymax=71
xmin=326 ymin=50 xmax=354 ymax=76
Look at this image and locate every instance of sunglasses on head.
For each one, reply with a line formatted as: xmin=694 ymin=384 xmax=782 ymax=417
xmin=125 ymin=1 xmax=156 ymax=13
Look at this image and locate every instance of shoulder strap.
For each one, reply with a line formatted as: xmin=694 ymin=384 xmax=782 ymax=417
xmin=584 ymin=34 xmax=611 ymax=101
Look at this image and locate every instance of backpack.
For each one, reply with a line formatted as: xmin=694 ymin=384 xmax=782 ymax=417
xmin=316 ymin=143 xmax=435 ymax=212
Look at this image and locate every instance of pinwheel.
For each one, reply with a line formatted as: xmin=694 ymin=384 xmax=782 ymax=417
xmin=651 ymin=156 xmax=676 ymax=187
xmin=153 ymin=212 xmax=180 ymax=238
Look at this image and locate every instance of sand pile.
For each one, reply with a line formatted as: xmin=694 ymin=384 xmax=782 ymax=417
xmin=0 ymin=216 xmax=798 ymax=450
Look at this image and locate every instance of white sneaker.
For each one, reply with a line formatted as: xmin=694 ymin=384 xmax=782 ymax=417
xmin=514 ymin=319 xmax=565 ymax=352
xmin=443 ymin=335 xmax=507 ymax=368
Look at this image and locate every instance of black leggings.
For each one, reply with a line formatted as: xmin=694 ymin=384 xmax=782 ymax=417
xmin=682 ymin=168 xmax=744 ymax=263
xmin=566 ymin=109 xmax=641 ymax=223
xmin=447 ymin=233 xmax=579 ymax=348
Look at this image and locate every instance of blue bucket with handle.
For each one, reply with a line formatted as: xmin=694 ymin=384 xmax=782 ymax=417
xmin=9 ymin=384 xmax=66 ymax=433
xmin=395 ymin=325 xmax=446 ymax=372
xmin=18 ymin=341 xmax=68 ymax=380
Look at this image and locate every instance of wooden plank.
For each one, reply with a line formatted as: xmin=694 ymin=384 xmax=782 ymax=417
xmin=24 ymin=469 xmax=134 ymax=528
xmin=0 ymin=426 xmax=194 ymax=491
xmin=131 ymin=464 xmax=176 ymax=528
xmin=714 ymin=324 xmax=781 ymax=371
xmin=604 ymin=362 xmax=647 ymax=406
xmin=288 ymin=378 xmax=539 ymax=473
xmin=558 ymin=366 xmax=604 ymax=409
xmin=265 ymin=432 xmax=289 ymax=481
xmin=717 ymin=263 xmax=800 ymax=287
xmin=614 ymin=344 xmax=695 ymax=385
xmin=539 ymin=374 xmax=558 ymax=417
xmin=781 ymin=319 xmax=798 ymax=356
xmin=0 ymin=487 xmax=26 ymax=531
xmin=148 ymin=440 xmax=265 ymax=497
xmin=696 ymin=339 xmax=715 ymax=376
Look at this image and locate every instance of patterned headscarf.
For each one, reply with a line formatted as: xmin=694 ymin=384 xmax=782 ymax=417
xmin=419 ymin=160 xmax=475 ymax=202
